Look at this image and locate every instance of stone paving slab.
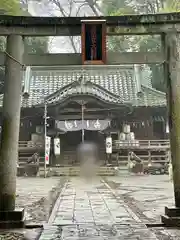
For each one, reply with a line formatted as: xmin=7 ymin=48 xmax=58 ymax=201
xmin=106 ymin=175 xmax=174 ymax=222
xmin=50 ymin=177 xmax=139 ymax=225
xmin=39 ymin=177 xmax=158 ymax=239
xmin=106 ymin=174 xmax=180 ymax=238
xmin=40 ymin=224 xmax=158 ymax=240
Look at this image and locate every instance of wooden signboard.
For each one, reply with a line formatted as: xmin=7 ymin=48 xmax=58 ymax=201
xmin=81 ymin=20 xmax=106 ymax=65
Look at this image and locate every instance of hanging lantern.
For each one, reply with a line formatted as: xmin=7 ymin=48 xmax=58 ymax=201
xmin=106 ymin=136 xmax=112 ymax=154
xmin=54 ymin=137 xmax=60 ymax=156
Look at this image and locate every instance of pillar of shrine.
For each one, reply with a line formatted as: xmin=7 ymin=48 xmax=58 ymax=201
xmin=0 ymin=35 xmax=25 ymax=228
xmin=162 ymin=33 xmax=180 ymax=226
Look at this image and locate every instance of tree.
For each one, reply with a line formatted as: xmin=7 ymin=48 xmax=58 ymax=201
xmin=102 ymin=0 xmax=129 ymax=14
xmin=24 ymin=37 xmax=48 ymax=54
xmin=0 ymin=0 xmax=49 ymax=93
xmin=40 ymin=0 xmax=100 ymax=53
xmin=0 ymin=0 xmax=49 ymax=52
xmin=0 ymin=0 xmax=22 ymax=15
xmin=102 ymin=0 xmax=180 ymax=92
xmin=107 ymin=7 xmax=137 ymax=52
xmin=137 ymin=0 xmax=180 ymax=91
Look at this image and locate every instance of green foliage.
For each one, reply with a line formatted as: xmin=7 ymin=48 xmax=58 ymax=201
xmin=0 ymin=0 xmax=22 ymax=52
xmin=106 ymin=5 xmax=136 ymax=52
xmin=0 ymin=0 xmax=22 ymax=15
xmin=102 ymin=0 xmax=128 ymax=15
xmin=160 ymin=0 xmax=180 ymax=12
xmin=103 ymin=0 xmax=180 ymax=92
xmin=109 ymin=7 xmax=135 ymax=16
xmin=138 ymin=35 xmax=164 ymax=91
xmin=25 ymin=37 xmax=48 ymax=54
xmin=138 ymin=0 xmax=180 ymax=92
xmin=0 ymin=0 xmax=48 ymax=93
xmin=0 ymin=0 xmax=48 ymax=54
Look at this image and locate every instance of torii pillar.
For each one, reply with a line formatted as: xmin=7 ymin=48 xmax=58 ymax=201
xmin=0 ymin=35 xmax=24 ymax=228
xmin=162 ymin=33 xmax=180 ymax=226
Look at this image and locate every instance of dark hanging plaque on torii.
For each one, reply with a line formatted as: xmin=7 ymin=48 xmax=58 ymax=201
xmin=81 ymin=20 xmax=106 ymax=65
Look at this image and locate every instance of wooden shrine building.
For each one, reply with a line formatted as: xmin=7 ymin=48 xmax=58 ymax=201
xmin=1 ymin=64 xmax=167 ymax=165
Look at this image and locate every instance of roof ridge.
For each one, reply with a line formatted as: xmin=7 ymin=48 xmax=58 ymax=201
xmin=86 ymin=81 xmax=121 ymax=99
xmin=45 ymin=80 xmax=122 ymax=104
xmin=141 ymin=84 xmax=166 ymax=96
xmin=29 ymin=65 xmax=135 ymax=71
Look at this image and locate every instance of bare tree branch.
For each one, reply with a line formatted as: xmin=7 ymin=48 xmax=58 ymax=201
xmin=76 ymin=2 xmax=88 ymax=16
xmin=50 ymin=0 xmax=78 ymax=52
xmin=50 ymin=0 xmax=68 ymax=16
xmin=48 ymin=0 xmax=100 ymax=52
xmin=85 ymin=0 xmax=99 ymax=15
xmin=68 ymin=0 xmax=74 ymax=16
xmin=39 ymin=0 xmax=100 ymax=52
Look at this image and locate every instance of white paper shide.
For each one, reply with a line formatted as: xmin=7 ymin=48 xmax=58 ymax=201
xmin=45 ymin=136 xmax=51 ymax=164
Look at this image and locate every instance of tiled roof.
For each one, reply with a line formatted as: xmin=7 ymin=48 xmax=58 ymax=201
xmin=139 ymin=85 xmax=166 ymax=107
xmin=44 ymin=80 xmax=131 ymax=106
xmin=0 ymin=65 xmax=167 ymax=108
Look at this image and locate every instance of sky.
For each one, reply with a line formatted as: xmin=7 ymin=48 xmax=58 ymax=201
xmin=28 ymin=0 xmax=101 ymax=53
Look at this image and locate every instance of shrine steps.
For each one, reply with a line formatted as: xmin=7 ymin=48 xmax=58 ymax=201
xmin=39 ymin=166 xmax=116 ymax=176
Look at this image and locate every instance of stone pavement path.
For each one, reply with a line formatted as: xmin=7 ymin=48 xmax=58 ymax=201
xmin=39 ymin=177 xmax=158 ymax=239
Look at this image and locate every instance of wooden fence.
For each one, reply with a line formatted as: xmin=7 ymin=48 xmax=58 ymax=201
xmin=113 ymin=139 xmax=170 ymax=150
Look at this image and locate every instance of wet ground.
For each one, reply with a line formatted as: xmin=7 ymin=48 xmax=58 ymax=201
xmin=16 ymin=177 xmax=66 ymax=224
xmin=0 ymin=177 xmax=65 ymax=240
xmin=103 ymin=174 xmax=180 ymax=239
xmin=40 ymin=175 xmax=180 ymax=239
xmin=1 ymin=173 xmax=180 ymax=239
xmin=105 ymin=174 xmax=174 ymax=223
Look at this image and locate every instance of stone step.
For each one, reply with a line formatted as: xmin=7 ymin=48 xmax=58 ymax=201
xmin=39 ymin=167 xmax=116 ymax=176
xmin=161 ymin=214 xmax=180 ymax=227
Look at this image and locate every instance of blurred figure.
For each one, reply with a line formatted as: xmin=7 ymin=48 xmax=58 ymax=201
xmin=128 ymin=151 xmax=144 ymax=174
xmin=27 ymin=152 xmax=40 ymax=164
xmin=77 ymin=141 xmax=98 ymax=178
xmin=25 ymin=152 xmax=40 ymax=177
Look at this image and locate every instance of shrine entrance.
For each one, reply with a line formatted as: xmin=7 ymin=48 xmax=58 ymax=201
xmin=54 ymin=119 xmax=110 ymax=166
xmin=62 ymin=130 xmax=104 ymax=147
xmin=57 ymin=130 xmax=105 ymax=166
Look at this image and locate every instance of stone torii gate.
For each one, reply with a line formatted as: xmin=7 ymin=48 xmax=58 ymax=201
xmin=0 ymin=13 xmax=179 ymax=227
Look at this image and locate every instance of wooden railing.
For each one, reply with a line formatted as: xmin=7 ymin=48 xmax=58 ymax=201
xmin=111 ymin=152 xmax=169 ymax=166
xmin=117 ymin=154 xmax=168 ymax=163
xmin=18 ymin=141 xmax=44 ymax=148
xmin=18 ymin=140 xmax=170 ymax=149
xmin=113 ymin=139 xmax=170 ymax=149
